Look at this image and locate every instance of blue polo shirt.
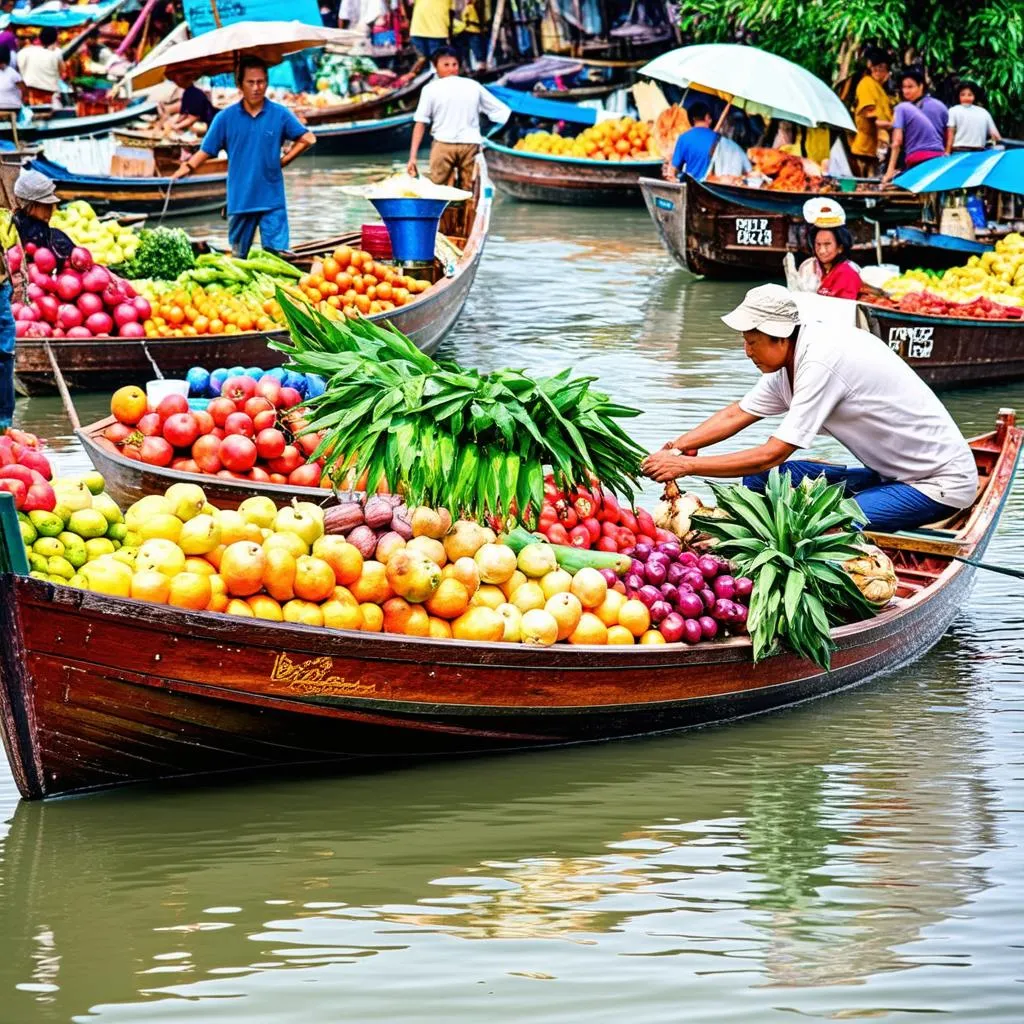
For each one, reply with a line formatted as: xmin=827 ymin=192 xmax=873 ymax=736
xmin=201 ymin=100 xmax=307 ymax=215
xmin=671 ymin=125 xmax=719 ymax=181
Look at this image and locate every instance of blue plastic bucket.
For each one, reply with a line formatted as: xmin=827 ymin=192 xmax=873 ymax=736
xmin=369 ymin=197 xmax=449 ymax=262
xmin=965 ymin=195 xmax=987 ymax=230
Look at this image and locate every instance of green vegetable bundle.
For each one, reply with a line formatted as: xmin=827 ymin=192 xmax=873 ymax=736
xmin=181 ymin=248 xmax=302 ymax=288
xmin=122 ymin=227 xmax=195 ymax=281
xmin=693 ymin=470 xmax=879 ymax=670
xmin=270 ymin=293 xmax=647 ymax=523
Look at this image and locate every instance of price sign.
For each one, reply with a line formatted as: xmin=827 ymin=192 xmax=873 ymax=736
xmin=733 ymin=217 xmax=773 ymax=246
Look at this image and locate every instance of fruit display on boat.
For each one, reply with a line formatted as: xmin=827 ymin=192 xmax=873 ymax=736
xmin=135 ymin=281 xmax=278 ymax=338
xmin=0 ymin=202 xmax=141 ymax=267
xmin=0 ymin=428 xmax=57 ymax=512
xmin=513 ymin=117 xmax=660 ymax=161
xmin=867 ymin=234 xmax=1024 ymax=320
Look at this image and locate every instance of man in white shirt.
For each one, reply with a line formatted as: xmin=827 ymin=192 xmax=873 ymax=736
xmin=407 ymin=46 xmax=510 ymax=187
xmin=641 ymin=284 xmax=978 ymax=533
xmin=945 ymin=82 xmax=1001 ymax=153
xmin=18 ymin=27 xmax=64 ymax=106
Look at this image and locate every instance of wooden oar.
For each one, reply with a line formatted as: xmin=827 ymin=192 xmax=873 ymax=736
xmin=43 ymin=341 xmax=80 ymax=432
xmin=951 ymin=555 xmax=1024 ymax=581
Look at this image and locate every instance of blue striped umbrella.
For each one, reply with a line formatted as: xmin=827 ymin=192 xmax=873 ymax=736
xmin=893 ymin=148 xmax=1024 ymax=195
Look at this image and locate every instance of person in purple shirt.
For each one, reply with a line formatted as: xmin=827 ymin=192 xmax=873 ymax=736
xmin=882 ymin=68 xmax=948 ymax=182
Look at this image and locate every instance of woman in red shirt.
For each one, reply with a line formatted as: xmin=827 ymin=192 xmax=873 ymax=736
xmin=810 ymin=225 xmax=862 ymax=299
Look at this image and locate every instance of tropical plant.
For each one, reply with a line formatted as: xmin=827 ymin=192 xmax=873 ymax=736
xmin=692 ymin=469 xmax=879 ymax=670
xmin=269 ymin=293 xmax=647 ymax=523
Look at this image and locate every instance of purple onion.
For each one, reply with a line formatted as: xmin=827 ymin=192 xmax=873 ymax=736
xmin=660 ymin=583 xmax=680 ymax=606
xmin=600 ymin=568 xmax=619 ymax=588
xmin=655 ymin=541 xmax=682 ymax=558
xmin=633 ymin=542 xmax=652 ymax=563
xmin=630 ymin=558 xmax=645 ymax=577
xmin=638 ymin=585 xmax=661 ymax=608
xmin=682 ymin=569 xmax=705 ymax=591
xmin=677 ymin=591 xmax=703 ymax=618
xmin=666 ymin=562 xmax=687 ymax=585
xmin=625 ymin=573 xmax=644 ymax=593
xmin=698 ymin=555 xmax=719 ymax=579
xmin=731 ymin=603 xmax=748 ymax=625
xmin=699 ymin=615 xmax=718 ymax=640
xmin=682 ymin=618 xmax=703 ymax=645
xmin=647 ymin=551 xmax=671 ymax=568
xmin=645 ymin=561 xmax=667 ymax=586
xmin=700 ymin=588 xmax=716 ymax=611
xmin=734 ymin=577 xmax=753 ymax=598
xmin=713 ymin=575 xmax=736 ymax=600
xmin=679 ymin=551 xmax=699 ymax=567
xmin=712 ymin=598 xmax=735 ymax=621
xmin=659 ymin=612 xmax=685 ymax=643
xmin=649 ymin=599 xmax=672 ymax=624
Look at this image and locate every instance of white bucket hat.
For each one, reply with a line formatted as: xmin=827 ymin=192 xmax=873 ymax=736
xmin=802 ymin=197 xmax=846 ymax=227
xmin=721 ymin=283 xmax=801 ymax=338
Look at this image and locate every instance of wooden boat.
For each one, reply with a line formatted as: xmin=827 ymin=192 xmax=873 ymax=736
xmin=859 ymin=303 xmax=1024 ymax=388
xmin=13 ymin=163 xmax=493 ymax=394
xmin=297 ymin=71 xmax=430 ymax=126
xmin=29 ymin=155 xmax=227 ymax=217
xmin=305 ymin=113 xmax=416 ymax=156
xmin=0 ymin=98 xmax=157 ymax=142
xmin=639 ymin=176 xmax=926 ymax=279
xmin=0 ymin=410 xmax=1018 ymax=801
xmin=484 ymin=139 xmax=660 ymax=205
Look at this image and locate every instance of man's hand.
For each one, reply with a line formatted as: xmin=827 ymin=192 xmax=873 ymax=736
xmin=642 ymin=450 xmax=696 ymax=483
xmin=406 ymin=159 xmax=419 ymax=177
xmin=170 ymin=162 xmax=191 ymax=181
xmin=662 ymin=438 xmax=698 ymax=454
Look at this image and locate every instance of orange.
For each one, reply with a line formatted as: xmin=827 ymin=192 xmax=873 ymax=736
xmin=168 ymin=572 xmax=212 ymax=611
xmin=354 ymin=294 xmax=371 ymax=315
xmin=282 ymin=599 xmax=324 ymax=627
xmin=322 ymin=256 xmax=340 ymax=280
xmin=568 ymin=612 xmax=608 ymax=645
xmin=167 ymin=305 xmax=185 ymax=325
xmin=375 ymin=281 xmax=393 ymax=301
xmin=262 ymin=547 xmax=297 ymax=601
xmin=382 ymin=597 xmax=430 ymax=636
xmin=184 ymin=557 xmax=216 ymax=576
xmin=428 ymin=616 xmax=453 ymax=639
xmin=247 ymin=594 xmax=284 ymax=620
xmin=312 ymin=536 xmax=364 ymax=585
xmin=219 ymin=541 xmax=267 ymax=597
xmin=451 ymin=606 xmax=505 ymax=642
xmin=595 ymin=589 xmax=626 ymax=627
xmin=640 ymin=629 xmax=666 ymax=645
xmin=617 ymin=598 xmax=651 ymax=638
xmin=130 ymin=569 xmax=170 ymax=604
xmin=545 ymin=592 xmax=583 ymax=641
xmin=349 ymin=560 xmax=393 ymax=603
xmin=206 ymin=574 xmax=228 ymax=612
xmin=424 ymin=578 xmax=470 ymax=620
xmin=208 ymin=317 xmax=224 ymax=334
xmin=322 ymin=592 xmax=362 ymax=631
xmin=293 ymin=555 xmax=335 ymax=603
xmin=606 ymin=624 xmax=635 ymax=645
xmin=335 ymin=272 xmax=353 ymax=292
xmin=359 ymin=602 xmax=384 ymax=632
xmin=226 ymin=598 xmax=254 ymax=617
xmin=470 ymin=584 xmax=505 ymax=610
xmin=263 ymin=531 xmax=309 ymax=558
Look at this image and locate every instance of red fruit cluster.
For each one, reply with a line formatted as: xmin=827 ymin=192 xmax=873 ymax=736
xmin=7 ymin=243 xmax=151 ymax=340
xmin=0 ymin=429 xmax=56 ymax=511
xmin=870 ymin=291 xmax=1024 ymax=320
xmin=535 ymin=476 xmax=672 ymax=552
xmin=104 ymin=375 xmax=326 ymax=486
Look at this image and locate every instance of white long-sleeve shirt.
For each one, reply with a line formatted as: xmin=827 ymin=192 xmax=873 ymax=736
xmin=413 ymin=76 xmax=511 ymax=145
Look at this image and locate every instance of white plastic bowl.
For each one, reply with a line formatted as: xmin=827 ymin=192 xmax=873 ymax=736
xmin=146 ymin=378 xmax=190 ymax=411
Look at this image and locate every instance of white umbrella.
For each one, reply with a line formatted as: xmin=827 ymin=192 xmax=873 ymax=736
xmin=640 ymin=44 xmax=855 ymax=131
xmin=129 ymin=20 xmax=364 ymax=90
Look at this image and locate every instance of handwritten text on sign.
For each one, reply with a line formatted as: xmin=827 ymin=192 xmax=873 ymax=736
xmin=888 ymin=326 xmax=935 ymax=359
xmin=734 ymin=218 xmax=773 ymax=246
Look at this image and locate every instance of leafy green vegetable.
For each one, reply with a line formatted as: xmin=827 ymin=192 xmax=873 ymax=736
xmin=693 ymin=469 xmax=878 ymax=670
xmin=269 ymin=292 xmax=647 ymax=523
xmin=122 ymin=227 xmax=195 ymax=281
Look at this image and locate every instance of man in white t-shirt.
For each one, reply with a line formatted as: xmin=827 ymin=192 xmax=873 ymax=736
xmin=18 ymin=27 xmax=64 ymax=105
xmin=945 ymin=82 xmax=1001 ymax=153
xmin=407 ymin=46 xmax=510 ymax=187
xmin=641 ymin=284 xmax=978 ymax=533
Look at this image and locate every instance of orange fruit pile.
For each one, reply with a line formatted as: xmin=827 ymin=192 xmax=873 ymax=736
xmin=514 ymin=117 xmax=659 ymax=162
xmin=140 ymin=285 xmax=278 ymax=339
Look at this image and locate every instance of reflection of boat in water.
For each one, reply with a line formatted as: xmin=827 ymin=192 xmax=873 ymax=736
xmin=0 ymin=659 xmax=1000 ymax=1017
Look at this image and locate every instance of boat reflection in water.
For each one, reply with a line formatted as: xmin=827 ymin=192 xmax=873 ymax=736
xmin=0 ymin=648 xmax=999 ymax=1020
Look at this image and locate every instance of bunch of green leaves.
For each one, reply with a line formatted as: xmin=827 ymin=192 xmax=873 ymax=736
xmin=121 ymin=227 xmax=195 ymax=281
xmin=269 ymin=292 xmax=646 ymax=523
xmin=692 ymin=469 xmax=878 ymax=670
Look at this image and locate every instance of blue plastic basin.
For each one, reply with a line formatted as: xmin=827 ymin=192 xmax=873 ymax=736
xmin=369 ymin=197 xmax=449 ymax=262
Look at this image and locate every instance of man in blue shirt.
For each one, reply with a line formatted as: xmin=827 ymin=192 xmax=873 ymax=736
xmin=172 ymin=57 xmax=316 ymax=256
xmin=668 ymin=101 xmax=718 ymax=182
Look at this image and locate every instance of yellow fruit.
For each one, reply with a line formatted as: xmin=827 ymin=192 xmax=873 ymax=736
xmin=282 ymin=599 xmax=325 ymax=627
xmin=540 ymin=569 xmax=572 ymax=599
xmin=568 ymin=611 xmax=608 ymax=645
xmin=216 ymin=509 xmax=254 ymax=546
xmin=500 ymin=569 xmax=527 ymax=599
xmin=226 ymin=598 xmax=255 ymax=617
xmin=518 ymin=543 xmax=558 ymax=578
xmin=570 ymin=567 xmax=608 ymax=610
xmin=595 ymin=589 xmax=626 ymax=627
xmin=135 ymin=538 xmax=186 ymax=577
xmin=322 ymin=592 xmax=362 ymax=630
xmin=385 ymin=550 xmax=442 ymax=603
xmin=178 ymin=514 xmax=221 ymax=555
xmin=545 ymin=592 xmax=583 ymax=641
xmin=606 ymin=624 xmax=635 ymax=645
xmin=167 ymin=572 xmax=212 ymax=610
xmin=247 ymin=594 xmax=284 ymax=620
xmin=425 ymin=577 xmax=471 ymax=619
xmin=406 ymin=534 xmax=447 ymax=568
xmin=618 ymin=599 xmax=651 ymax=638
xmin=263 ymin=530 xmax=309 ymax=558
xmin=164 ymin=482 xmax=207 ymax=522
xmin=520 ymin=608 xmax=559 ymax=646
xmin=511 ymin=580 xmax=546 ymax=613
xmin=451 ymin=605 xmax=505 ymax=642
xmin=359 ymin=602 xmax=384 ymax=632
xmin=496 ymin=602 xmax=523 ymax=642
xmin=237 ymin=495 xmax=278 ymax=530
xmin=81 ymin=556 xmax=132 ymax=597
xmin=130 ymin=569 xmax=171 ymax=603
xmin=125 ymin=495 xmax=172 ymax=531
xmin=474 ymin=542 xmax=517 ymax=584
xmin=137 ymin=513 xmax=183 ymax=543
xmin=469 ymin=583 xmax=505 ymax=610
xmin=640 ymin=630 xmax=666 ymax=645
xmin=443 ymin=520 xmax=494 ymax=561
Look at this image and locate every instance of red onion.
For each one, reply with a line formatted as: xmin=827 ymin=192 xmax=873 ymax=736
xmin=65 ymin=325 xmax=92 ymax=339
xmin=682 ymin=569 xmax=705 ymax=590
xmin=655 ymin=541 xmax=681 ymax=559
xmin=69 ymin=246 xmax=93 ymax=273
xmin=82 ymin=265 xmax=111 ymax=293
xmin=734 ymin=577 xmax=753 ymax=598
xmin=700 ymin=588 xmax=716 ymax=611
xmin=625 ymin=573 xmax=644 ymax=593
xmin=713 ymin=575 xmax=736 ymax=600
xmin=85 ymin=311 xmax=113 ymax=336
xmin=699 ymin=615 xmax=718 ymax=639
xmin=645 ymin=560 xmax=667 ymax=586
xmin=57 ymin=304 xmax=83 ymax=329
xmin=712 ymin=598 xmax=734 ymax=621
xmin=679 ymin=551 xmax=699 ymax=567
xmin=659 ymin=612 xmax=685 ymax=643
xmin=630 ymin=558 xmax=645 ymax=577
xmin=666 ymin=562 xmax=687 ymax=585
xmin=6 ymin=245 xmax=22 ymax=273
xmin=119 ymin=321 xmax=145 ymax=338
xmin=55 ymin=271 xmax=83 ymax=302
xmin=731 ymin=603 xmax=748 ymax=625
xmin=633 ymin=542 xmax=652 ymax=562
xmin=132 ymin=295 xmax=151 ymax=320
xmin=26 ymin=282 xmax=43 ymax=302
xmin=36 ymin=295 xmax=58 ymax=323
xmin=77 ymin=291 xmax=103 ymax=316
xmin=660 ymin=583 xmax=679 ymax=606
xmin=32 ymin=247 xmax=56 ymax=274
xmin=14 ymin=305 xmax=36 ymax=321
xmin=113 ymin=303 xmax=139 ymax=327
xmin=649 ymin=600 xmax=672 ymax=624
xmin=682 ymin=619 xmax=703 ymax=645
xmin=102 ymin=281 xmax=126 ymax=307
xmin=637 ymin=585 xmax=661 ymax=608
xmin=677 ymin=591 xmax=703 ymax=618
xmin=698 ymin=555 xmax=719 ymax=579
xmin=599 ymin=568 xmax=619 ymax=588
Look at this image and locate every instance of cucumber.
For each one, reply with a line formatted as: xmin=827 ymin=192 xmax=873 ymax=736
xmin=500 ymin=527 xmax=631 ymax=575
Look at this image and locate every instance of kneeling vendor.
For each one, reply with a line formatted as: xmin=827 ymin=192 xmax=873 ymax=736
xmin=642 ymin=283 xmax=978 ymax=533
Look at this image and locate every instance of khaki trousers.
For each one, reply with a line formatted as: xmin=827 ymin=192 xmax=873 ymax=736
xmin=428 ymin=141 xmax=479 ymax=188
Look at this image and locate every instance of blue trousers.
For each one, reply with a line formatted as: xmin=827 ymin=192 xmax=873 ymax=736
xmin=412 ymin=36 xmax=448 ymax=58
xmin=227 ymin=208 xmax=289 ymax=259
xmin=0 ymin=281 xmax=15 ymax=430
xmin=742 ymin=460 xmax=959 ymax=533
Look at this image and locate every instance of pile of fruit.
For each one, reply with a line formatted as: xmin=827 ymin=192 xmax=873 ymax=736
xmin=514 ymin=117 xmax=660 ymax=162
xmin=0 ymin=429 xmax=57 ymax=512
xmin=870 ymin=234 xmax=1024 ymax=320
xmin=184 ymin=364 xmax=325 ymax=401
xmin=102 ymin=381 xmax=329 ymax=486
xmin=8 ymin=243 xmax=151 ymax=339
xmin=51 ymin=201 xmax=141 ymax=266
xmin=135 ymin=281 xmax=278 ymax=338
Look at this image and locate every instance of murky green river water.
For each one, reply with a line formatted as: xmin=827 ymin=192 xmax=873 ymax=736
xmin=1 ymin=155 xmax=1023 ymax=1022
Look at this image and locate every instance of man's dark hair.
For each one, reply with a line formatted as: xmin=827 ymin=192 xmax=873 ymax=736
xmin=39 ymin=26 xmax=58 ymax=47
xmin=958 ymin=79 xmax=983 ymax=103
xmin=236 ymin=55 xmax=269 ymax=85
xmin=431 ymin=45 xmax=459 ymax=65
xmin=901 ymin=66 xmax=926 ymax=87
xmin=865 ymin=47 xmax=890 ymax=67
xmin=688 ymin=100 xmax=711 ymax=123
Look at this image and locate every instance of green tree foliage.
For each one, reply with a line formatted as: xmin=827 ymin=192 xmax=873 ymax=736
xmin=679 ymin=0 xmax=1024 ymax=127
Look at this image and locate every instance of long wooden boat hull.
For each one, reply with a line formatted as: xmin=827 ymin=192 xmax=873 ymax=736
xmin=0 ymin=414 xmax=1019 ymax=801
xmin=484 ymin=140 xmax=660 ymax=205
xmin=0 ymin=100 xmax=157 ymax=141
xmin=859 ymin=304 xmax=1024 ymax=387
xmin=14 ymin=165 xmax=493 ymax=394
xmin=299 ymin=72 xmax=429 ymax=126
xmin=640 ymin=176 xmax=925 ymax=279
xmin=305 ymin=113 xmax=415 ymax=156
xmin=50 ymin=171 xmax=226 ymax=217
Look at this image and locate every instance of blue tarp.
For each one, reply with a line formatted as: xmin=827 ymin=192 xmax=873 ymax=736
xmin=486 ymin=85 xmax=598 ymax=126
xmin=894 ymin=149 xmax=1024 ymax=197
xmin=11 ymin=1 xmax=122 ymax=29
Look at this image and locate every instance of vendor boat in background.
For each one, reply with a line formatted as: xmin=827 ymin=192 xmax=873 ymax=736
xmin=0 ymin=97 xmax=157 ymax=143
xmin=0 ymin=410 xmax=1018 ymax=801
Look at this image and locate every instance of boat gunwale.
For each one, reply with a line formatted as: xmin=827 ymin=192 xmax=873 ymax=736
xmin=484 ymin=138 xmax=662 ymax=169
